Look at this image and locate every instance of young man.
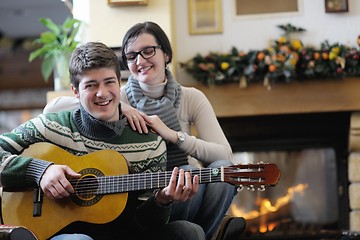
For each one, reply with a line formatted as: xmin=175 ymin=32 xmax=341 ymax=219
xmin=0 ymin=42 xmax=205 ymax=240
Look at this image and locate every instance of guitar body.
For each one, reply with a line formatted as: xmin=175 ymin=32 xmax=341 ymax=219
xmin=2 ymin=143 xmax=129 ymax=240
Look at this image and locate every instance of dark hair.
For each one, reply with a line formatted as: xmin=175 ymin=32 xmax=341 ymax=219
xmin=69 ymin=42 xmax=121 ymax=90
xmin=121 ymin=21 xmax=172 ymax=69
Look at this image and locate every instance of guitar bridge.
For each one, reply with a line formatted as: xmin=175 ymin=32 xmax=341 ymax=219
xmin=33 ymin=188 xmax=43 ymax=217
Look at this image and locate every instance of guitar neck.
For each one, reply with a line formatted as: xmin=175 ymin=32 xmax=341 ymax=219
xmin=89 ymin=167 xmax=223 ymax=195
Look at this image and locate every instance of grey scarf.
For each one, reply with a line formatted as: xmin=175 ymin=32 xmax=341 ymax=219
xmin=73 ymin=104 xmax=127 ymax=141
xmin=125 ymin=70 xmax=188 ymax=170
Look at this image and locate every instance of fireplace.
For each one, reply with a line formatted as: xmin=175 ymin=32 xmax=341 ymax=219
xmin=219 ymin=111 xmax=350 ymax=239
xmin=192 ymin=77 xmax=360 ymax=238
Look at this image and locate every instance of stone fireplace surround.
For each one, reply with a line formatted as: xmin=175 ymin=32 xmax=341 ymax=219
xmin=194 ymin=77 xmax=360 ymax=235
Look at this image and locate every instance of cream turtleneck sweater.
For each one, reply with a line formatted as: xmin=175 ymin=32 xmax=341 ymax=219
xmin=138 ymin=79 xmax=167 ymax=99
xmin=121 ymin=82 xmax=233 ymax=167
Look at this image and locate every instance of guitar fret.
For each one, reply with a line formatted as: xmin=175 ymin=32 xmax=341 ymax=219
xmin=123 ymin=175 xmax=128 ymax=192
xmin=110 ymin=176 xmax=114 ymax=194
xmin=101 ymin=177 xmax=105 ymax=194
xmin=104 ymin=176 xmax=107 ymax=194
xmin=126 ymin=175 xmax=130 ymax=192
xmin=108 ymin=176 xmax=111 ymax=194
xmin=102 ymin=177 xmax=106 ymax=194
xmin=96 ymin=178 xmax=100 ymax=194
xmin=138 ymin=173 xmax=141 ymax=190
xmin=162 ymin=172 xmax=165 ymax=187
xmin=209 ymin=168 xmax=212 ymax=183
xmin=113 ymin=176 xmax=116 ymax=193
xmin=137 ymin=174 xmax=140 ymax=190
xmin=120 ymin=175 xmax=124 ymax=192
xmin=107 ymin=176 xmax=110 ymax=194
xmin=142 ymin=173 xmax=145 ymax=190
xmin=150 ymin=172 xmax=153 ymax=189
xmin=132 ymin=175 xmax=135 ymax=191
xmin=199 ymin=168 xmax=201 ymax=183
xmin=158 ymin=172 xmax=160 ymax=188
xmin=105 ymin=178 xmax=107 ymax=194
xmin=141 ymin=174 xmax=145 ymax=189
xmin=205 ymin=168 xmax=212 ymax=183
xmin=132 ymin=174 xmax=135 ymax=191
xmin=131 ymin=174 xmax=135 ymax=191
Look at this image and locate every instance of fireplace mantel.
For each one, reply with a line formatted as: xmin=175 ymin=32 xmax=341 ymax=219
xmin=193 ymin=77 xmax=360 ymax=118
xmin=47 ymin=77 xmax=360 ymax=117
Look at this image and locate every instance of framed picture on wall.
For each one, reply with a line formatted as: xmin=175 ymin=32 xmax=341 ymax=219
xmin=108 ymin=0 xmax=148 ymax=6
xmin=234 ymin=0 xmax=302 ymax=19
xmin=188 ymin=0 xmax=223 ymax=35
xmin=325 ymin=0 xmax=348 ymax=13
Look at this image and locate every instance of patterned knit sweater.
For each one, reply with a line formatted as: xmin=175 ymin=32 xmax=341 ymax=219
xmin=0 ymin=108 xmax=169 ymax=234
xmin=0 ymin=109 xmax=166 ymax=188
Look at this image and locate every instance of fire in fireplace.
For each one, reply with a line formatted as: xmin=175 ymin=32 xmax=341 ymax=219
xmin=229 ymin=148 xmax=340 ymax=239
xmin=218 ymin=111 xmax=350 ymax=239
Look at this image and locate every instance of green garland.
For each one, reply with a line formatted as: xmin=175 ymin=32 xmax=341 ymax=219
xmin=181 ymin=24 xmax=360 ymax=89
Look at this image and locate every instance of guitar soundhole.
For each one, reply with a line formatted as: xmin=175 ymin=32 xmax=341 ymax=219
xmin=71 ymin=168 xmax=104 ymax=207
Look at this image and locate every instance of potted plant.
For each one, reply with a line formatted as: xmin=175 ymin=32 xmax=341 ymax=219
xmin=29 ymin=17 xmax=81 ymax=91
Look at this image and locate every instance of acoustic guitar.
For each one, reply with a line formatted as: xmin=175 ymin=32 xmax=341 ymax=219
xmin=1 ymin=142 xmax=280 ymax=240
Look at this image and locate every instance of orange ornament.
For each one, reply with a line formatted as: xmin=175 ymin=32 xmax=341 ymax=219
xmin=277 ymin=54 xmax=286 ymax=62
xmin=268 ymin=64 xmax=277 ymax=72
xmin=313 ymin=52 xmax=320 ymax=60
xmin=257 ymin=52 xmax=265 ymax=61
xmin=322 ymin=52 xmax=329 ymax=60
xmin=239 ymin=51 xmax=246 ymax=57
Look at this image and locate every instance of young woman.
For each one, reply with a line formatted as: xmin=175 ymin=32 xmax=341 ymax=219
xmin=120 ymin=21 xmax=244 ymax=240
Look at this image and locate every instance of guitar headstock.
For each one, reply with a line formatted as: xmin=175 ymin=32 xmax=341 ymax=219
xmin=224 ymin=163 xmax=280 ymax=191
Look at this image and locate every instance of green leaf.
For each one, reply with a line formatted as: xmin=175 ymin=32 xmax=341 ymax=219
xmin=66 ymin=24 xmax=81 ymax=47
xmin=69 ymin=42 xmax=78 ymax=51
xmin=40 ymin=31 xmax=58 ymax=44
xmin=29 ymin=48 xmax=44 ymax=62
xmin=63 ymin=18 xmax=74 ymax=28
xmin=41 ymin=55 xmax=55 ymax=82
xmin=39 ymin=18 xmax=61 ymax=36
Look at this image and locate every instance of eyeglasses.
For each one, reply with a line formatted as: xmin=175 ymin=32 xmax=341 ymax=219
xmin=123 ymin=45 xmax=162 ymax=63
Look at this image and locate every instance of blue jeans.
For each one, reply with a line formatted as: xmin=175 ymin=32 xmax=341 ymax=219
xmin=169 ymin=160 xmax=237 ymax=240
xmin=50 ymin=234 xmax=93 ymax=240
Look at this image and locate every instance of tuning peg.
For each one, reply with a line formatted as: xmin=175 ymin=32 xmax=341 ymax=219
xmin=247 ymin=185 xmax=255 ymax=191
xmin=237 ymin=185 xmax=244 ymax=192
xmin=257 ymin=185 xmax=266 ymax=191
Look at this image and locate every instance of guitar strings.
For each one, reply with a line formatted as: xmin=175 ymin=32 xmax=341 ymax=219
xmin=67 ymin=166 xmax=265 ymax=195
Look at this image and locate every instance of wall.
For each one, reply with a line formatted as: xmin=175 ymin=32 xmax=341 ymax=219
xmin=73 ymin=0 xmax=173 ymax=48
xmin=72 ymin=0 xmax=360 ymax=85
xmin=174 ymin=0 xmax=360 ymax=85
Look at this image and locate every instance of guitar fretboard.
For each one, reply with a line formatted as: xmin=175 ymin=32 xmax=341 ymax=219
xmin=72 ymin=167 xmax=223 ymax=195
